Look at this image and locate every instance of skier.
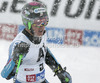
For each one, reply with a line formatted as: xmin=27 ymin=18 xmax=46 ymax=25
xmin=1 ymin=1 xmax=72 ymax=83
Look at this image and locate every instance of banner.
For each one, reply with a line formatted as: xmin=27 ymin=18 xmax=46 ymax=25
xmin=64 ymin=29 xmax=83 ymax=46
xmin=0 ymin=0 xmax=100 ymax=30
xmin=18 ymin=25 xmax=25 ymax=33
xmin=0 ymin=0 xmax=100 ymax=47
xmin=46 ymin=27 xmax=64 ymax=44
xmin=0 ymin=24 xmax=18 ymax=40
xmin=83 ymin=30 xmax=100 ymax=47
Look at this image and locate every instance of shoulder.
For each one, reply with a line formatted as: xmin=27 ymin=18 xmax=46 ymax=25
xmin=9 ymin=32 xmax=31 ymax=57
xmin=9 ymin=40 xmax=30 ymax=58
xmin=12 ymin=31 xmax=32 ymax=45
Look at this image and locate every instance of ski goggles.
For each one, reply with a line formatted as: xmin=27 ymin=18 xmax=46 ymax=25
xmin=32 ymin=17 xmax=49 ymax=27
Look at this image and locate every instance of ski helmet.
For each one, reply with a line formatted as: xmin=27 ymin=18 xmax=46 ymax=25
xmin=21 ymin=1 xmax=49 ymax=30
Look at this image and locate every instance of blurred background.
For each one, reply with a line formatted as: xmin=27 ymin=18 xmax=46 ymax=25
xmin=0 ymin=0 xmax=100 ymax=83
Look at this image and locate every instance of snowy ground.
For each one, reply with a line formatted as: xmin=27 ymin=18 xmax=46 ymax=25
xmin=0 ymin=40 xmax=100 ymax=83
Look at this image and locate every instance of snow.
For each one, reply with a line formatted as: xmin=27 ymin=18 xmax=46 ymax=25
xmin=0 ymin=40 xmax=100 ymax=83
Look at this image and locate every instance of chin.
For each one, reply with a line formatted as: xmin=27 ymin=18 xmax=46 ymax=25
xmin=38 ymin=33 xmax=43 ymax=36
xmin=35 ymin=32 xmax=43 ymax=37
xmin=37 ymin=35 xmax=43 ymax=37
xmin=39 ymin=35 xmax=43 ymax=37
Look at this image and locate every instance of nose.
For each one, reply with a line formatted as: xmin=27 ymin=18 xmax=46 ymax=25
xmin=42 ymin=23 xmax=45 ymax=25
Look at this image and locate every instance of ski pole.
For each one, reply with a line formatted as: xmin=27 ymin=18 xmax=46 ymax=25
xmin=13 ymin=54 xmax=23 ymax=83
xmin=16 ymin=54 xmax=23 ymax=73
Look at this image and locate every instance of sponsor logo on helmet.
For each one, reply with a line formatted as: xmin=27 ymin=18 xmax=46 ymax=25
xmin=34 ymin=8 xmax=46 ymax=14
xmin=29 ymin=2 xmax=40 ymax=6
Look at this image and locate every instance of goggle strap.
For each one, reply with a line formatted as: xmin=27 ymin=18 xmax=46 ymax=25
xmin=28 ymin=22 xmax=31 ymax=30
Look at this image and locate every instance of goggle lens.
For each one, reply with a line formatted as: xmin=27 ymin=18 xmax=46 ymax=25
xmin=33 ymin=17 xmax=48 ymax=27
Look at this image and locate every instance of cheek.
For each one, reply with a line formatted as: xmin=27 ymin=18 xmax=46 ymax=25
xmin=32 ymin=27 xmax=38 ymax=32
xmin=35 ymin=29 xmax=39 ymax=34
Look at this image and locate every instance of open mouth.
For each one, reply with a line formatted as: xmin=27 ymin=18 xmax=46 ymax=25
xmin=38 ymin=30 xmax=43 ymax=33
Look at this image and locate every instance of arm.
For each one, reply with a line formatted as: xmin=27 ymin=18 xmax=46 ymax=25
xmin=1 ymin=42 xmax=30 ymax=80
xmin=45 ymin=48 xmax=72 ymax=83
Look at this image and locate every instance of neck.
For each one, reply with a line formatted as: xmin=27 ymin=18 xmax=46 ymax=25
xmin=23 ymin=29 xmax=42 ymax=44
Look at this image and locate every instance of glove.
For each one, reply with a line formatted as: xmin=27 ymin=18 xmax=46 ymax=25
xmin=54 ymin=65 xmax=72 ymax=83
xmin=57 ymin=69 xmax=72 ymax=83
xmin=12 ymin=42 xmax=30 ymax=61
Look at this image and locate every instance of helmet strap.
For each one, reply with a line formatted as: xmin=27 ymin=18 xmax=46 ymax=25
xmin=30 ymin=27 xmax=34 ymax=35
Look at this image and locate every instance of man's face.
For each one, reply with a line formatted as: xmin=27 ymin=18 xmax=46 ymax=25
xmin=32 ymin=25 xmax=45 ymax=37
xmin=31 ymin=17 xmax=48 ymax=37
